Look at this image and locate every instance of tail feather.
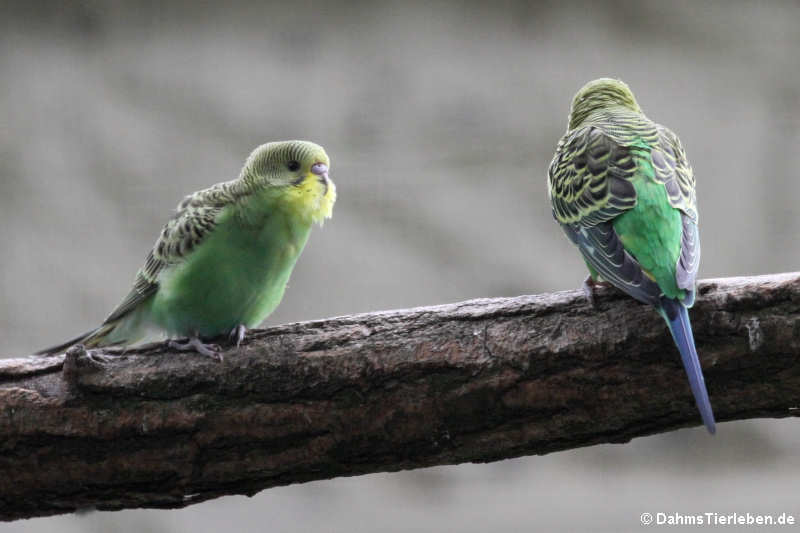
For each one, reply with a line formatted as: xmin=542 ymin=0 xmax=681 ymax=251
xmin=35 ymin=322 xmax=120 ymax=355
xmin=659 ymin=297 xmax=716 ymax=434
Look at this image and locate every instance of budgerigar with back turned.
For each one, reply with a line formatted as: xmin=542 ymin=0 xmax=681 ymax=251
xmin=38 ymin=140 xmax=336 ymax=359
xmin=547 ymin=78 xmax=714 ymax=433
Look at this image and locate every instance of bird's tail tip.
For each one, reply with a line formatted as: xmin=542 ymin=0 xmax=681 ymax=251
xmin=34 ymin=323 xmax=115 ymax=356
xmin=659 ymin=297 xmax=717 ymax=435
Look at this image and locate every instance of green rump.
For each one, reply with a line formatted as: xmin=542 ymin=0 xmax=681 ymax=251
xmin=612 ymin=142 xmax=684 ymax=300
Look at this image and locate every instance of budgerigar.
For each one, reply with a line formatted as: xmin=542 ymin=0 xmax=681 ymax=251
xmin=547 ymin=78 xmax=715 ymax=433
xmin=38 ymin=140 xmax=336 ymax=359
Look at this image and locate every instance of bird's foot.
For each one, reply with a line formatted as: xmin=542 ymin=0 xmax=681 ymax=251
xmin=84 ymin=350 xmax=118 ymax=367
xmin=229 ymin=324 xmax=247 ymax=349
xmin=582 ymin=276 xmax=613 ymax=309
xmin=62 ymin=344 xmax=117 ymax=387
xmin=64 ymin=343 xmax=117 ymax=368
xmin=168 ymin=337 xmax=223 ymax=362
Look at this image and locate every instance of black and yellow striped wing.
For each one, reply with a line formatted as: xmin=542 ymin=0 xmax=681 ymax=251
xmin=103 ymin=182 xmax=238 ymax=323
xmin=548 ymin=126 xmax=638 ymax=227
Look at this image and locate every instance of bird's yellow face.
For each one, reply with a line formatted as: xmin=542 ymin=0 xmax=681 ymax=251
xmin=284 ymin=148 xmax=336 ymax=226
xmin=245 ymin=140 xmax=336 ymax=225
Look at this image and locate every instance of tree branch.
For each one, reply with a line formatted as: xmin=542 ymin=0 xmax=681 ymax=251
xmin=2 ymin=273 xmax=799 ymax=520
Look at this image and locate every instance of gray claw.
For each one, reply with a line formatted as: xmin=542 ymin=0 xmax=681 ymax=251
xmin=168 ymin=337 xmax=223 ymax=362
xmin=85 ymin=351 xmax=116 ymax=367
xmin=582 ymin=276 xmax=614 ymax=309
xmin=229 ymin=324 xmax=247 ymax=349
xmin=582 ymin=275 xmax=599 ymax=308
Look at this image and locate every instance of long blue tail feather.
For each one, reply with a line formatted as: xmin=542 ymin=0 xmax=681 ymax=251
xmin=658 ymin=297 xmax=716 ymax=434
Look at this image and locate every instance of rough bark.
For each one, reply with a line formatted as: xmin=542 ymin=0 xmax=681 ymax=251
xmin=1 ymin=273 xmax=799 ymax=520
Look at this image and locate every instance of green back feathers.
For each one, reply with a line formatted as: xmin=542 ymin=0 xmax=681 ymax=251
xmin=550 ymin=78 xmax=697 ymax=226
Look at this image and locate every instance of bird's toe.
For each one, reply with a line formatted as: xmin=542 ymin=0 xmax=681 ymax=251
xmin=229 ymin=324 xmax=247 ymax=349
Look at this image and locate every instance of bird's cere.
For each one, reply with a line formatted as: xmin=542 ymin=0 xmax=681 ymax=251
xmin=311 ymin=162 xmax=328 ymax=176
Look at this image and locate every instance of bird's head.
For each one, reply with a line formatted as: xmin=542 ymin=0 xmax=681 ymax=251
xmin=240 ymin=140 xmax=336 ymax=225
xmin=568 ymin=78 xmax=642 ymax=130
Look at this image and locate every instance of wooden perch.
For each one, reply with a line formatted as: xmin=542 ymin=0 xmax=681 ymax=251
xmin=1 ymin=273 xmax=799 ymax=521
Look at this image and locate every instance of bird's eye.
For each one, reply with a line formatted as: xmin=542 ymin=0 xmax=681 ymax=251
xmin=287 ymin=160 xmax=301 ymax=171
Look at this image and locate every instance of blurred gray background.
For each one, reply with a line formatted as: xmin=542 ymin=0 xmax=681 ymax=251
xmin=2 ymin=0 xmax=799 ymax=531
